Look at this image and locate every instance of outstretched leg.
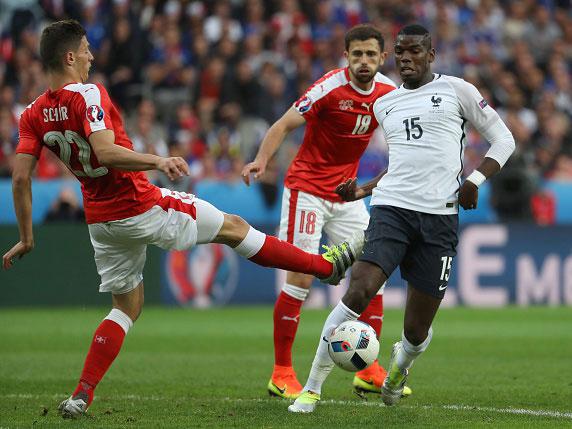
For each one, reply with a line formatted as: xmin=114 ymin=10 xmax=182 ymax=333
xmin=209 ymin=212 xmax=363 ymax=284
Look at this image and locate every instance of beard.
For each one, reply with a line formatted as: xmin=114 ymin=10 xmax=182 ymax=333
xmin=352 ymin=67 xmax=375 ymax=83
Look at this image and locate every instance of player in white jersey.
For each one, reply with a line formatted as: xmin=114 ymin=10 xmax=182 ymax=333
xmin=289 ymin=24 xmax=515 ymax=413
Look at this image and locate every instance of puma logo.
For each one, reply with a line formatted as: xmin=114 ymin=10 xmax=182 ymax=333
xmin=369 ymin=315 xmax=384 ymax=321
xmin=361 ymin=102 xmax=372 ymax=111
xmin=282 ymin=315 xmax=300 ymax=323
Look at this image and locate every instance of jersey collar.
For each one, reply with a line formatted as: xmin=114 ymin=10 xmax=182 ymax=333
xmin=400 ymin=73 xmax=439 ymax=91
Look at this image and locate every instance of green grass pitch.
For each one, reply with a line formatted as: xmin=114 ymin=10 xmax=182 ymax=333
xmin=1 ymin=306 xmax=571 ymax=428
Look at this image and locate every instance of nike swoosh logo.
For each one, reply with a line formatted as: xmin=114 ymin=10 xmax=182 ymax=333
xmin=438 ymin=283 xmax=448 ymax=291
xmin=270 ymin=381 xmax=286 ymax=395
xmin=322 ymin=336 xmax=329 ymax=343
xmin=386 ymin=106 xmax=396 ymax=115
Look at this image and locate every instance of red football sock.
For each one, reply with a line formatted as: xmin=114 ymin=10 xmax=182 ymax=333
xmin=358 ymin=294 xmax=383 ymax=338
xmin=77 ymin=319 xmax=126 ymax=394
xmin=249 ymin=235 xmax=332 ymax=277
xmin=273 ymin=291 xmax=305 ymax=367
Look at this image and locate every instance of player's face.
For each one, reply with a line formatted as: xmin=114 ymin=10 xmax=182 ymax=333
xmin=73 ymin=36 xmax=94 ymax=83
xmin=345 ymin=38 xmax=384 ymax=85
xmin=394 ymin=35 xmax=435 ymax=86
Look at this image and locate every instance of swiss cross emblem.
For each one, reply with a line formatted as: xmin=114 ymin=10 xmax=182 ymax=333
xmin=339 ymin=99 xmax=353 ymax=110
xmin=95 ymin=335 xmax=107 ymax=344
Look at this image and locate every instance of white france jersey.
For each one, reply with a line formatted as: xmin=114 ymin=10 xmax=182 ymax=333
xmin=372 ymin=74 xmax=502 ymax=215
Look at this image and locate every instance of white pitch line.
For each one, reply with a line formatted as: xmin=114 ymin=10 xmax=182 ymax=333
xmin=2 ymin=394 xmax=571 ymax=420
xmin=224 ymin=398 xmax=572 ymax=420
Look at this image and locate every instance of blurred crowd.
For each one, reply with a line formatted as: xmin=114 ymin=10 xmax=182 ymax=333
xmin=1 ymin=0 xmax=571 ymax=223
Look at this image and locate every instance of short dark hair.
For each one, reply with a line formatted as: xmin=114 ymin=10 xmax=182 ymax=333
xmin=40 ymin=20 xmax=86 ymax=72
xmin=397 ymin=24 xmax=432 ymax=50
xmin=345 ymin=24 xmax=384 ymax=52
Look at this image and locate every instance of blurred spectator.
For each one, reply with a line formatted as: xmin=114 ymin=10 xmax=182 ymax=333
xmin=44 ymin=187 xmax=85 ymax=223
xmin=147 ymin=23 xmax=194 ymax=89
xmin=259 ymin=69 xmax=289 ymax=124
xmin=490 ymin=155 xmax=535 ymax=222
xmin=204 ymin=0 xmax=243 ymax=44
xmin=206 ymin=126 xmax=243 ymax=181
xmin=531 ymin=189 xmax=557 ymax=225
xmin=523 ymin=4 xmax=562 ymax=65
xmin=128 ymin=99 xmax=169 ymax=176
xmin=100 ymin=17 xmax=141 ymax=108
xmin=242 ymin=0 xmax=267 ymax=37
xmin=0 ymin=106 xmax=17 ymax=177
xmin=221 ymin=59 xmax=263 ymax=116
xmin=168 ymin=102 xmax=205 ymax=162
xmin=80 ymin=1 xmax=107 ymax=58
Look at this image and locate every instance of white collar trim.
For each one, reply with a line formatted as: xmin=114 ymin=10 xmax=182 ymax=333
xmin=349 ymin=79 xmax=375 ymax=95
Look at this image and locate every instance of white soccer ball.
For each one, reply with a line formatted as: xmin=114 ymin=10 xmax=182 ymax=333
xmin=327 ymin=320 xmax=379 ymax=372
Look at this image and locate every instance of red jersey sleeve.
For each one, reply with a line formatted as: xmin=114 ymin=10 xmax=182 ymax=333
xmin=16 ymin=109 xmax=42 ymax=158
xmin=77 ymin=83 xmax=115 ymax=137
xmin=293 ymin=69 xmax=346 ymax=121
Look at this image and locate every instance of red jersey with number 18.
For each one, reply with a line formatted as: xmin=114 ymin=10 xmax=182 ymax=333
xmin=286 ymin=68 xmax=395 ymax=202
xmin=16 ymin=82 xmax=161 ymax=224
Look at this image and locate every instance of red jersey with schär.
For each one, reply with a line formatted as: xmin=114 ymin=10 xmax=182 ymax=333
xmin=17 ymin=82 xmax=161 ymax=224
xmin=286 ymin=68 xmax=396 ymax=202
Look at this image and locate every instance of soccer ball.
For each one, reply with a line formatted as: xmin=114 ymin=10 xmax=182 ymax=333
xmin=327 ymin=320 xmax=379 ymax=372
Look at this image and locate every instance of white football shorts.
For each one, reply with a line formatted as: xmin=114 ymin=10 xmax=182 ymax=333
xmin=88 ymin=188 xmax=225 ymax=294
xmin=278 ymin=187 xmax=385 ymax=293
xmin=278 ymin=187 xmax=370 ymax=253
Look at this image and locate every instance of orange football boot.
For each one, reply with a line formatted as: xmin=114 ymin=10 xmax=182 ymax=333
xmin=353 ymin=360 xmax=412 ymax=397
xmin=353 ymin=359 xmax=387 ymax=393
xmin=267 ymin=365 xmax=303 ymax=399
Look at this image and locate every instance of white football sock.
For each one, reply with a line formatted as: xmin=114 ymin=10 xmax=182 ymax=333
xmin=304 ymin=301 xmax=359 ymax=394
xmin=282 ymin=283 xmax=309 ymax=301
xmin=233 ymin=226 xmax=266 ymax=258
xmin=396 ymin=326 xmax=433 ymax=371
xmin=105 ymin=308 xmax=133 ymax=334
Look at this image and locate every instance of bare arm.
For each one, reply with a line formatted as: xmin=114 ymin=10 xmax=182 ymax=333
xmin=458 ymin=157 xmax=501 ymax=210
xmin=90 ymin=130 xmax=189 ymax=180
xmin=241 ymin=108 xmax=306 ymax=185
xmin=3 ymin=154 xmax=36 ymax=269
xmin=335 ymin=170 xmax=387 ymax=202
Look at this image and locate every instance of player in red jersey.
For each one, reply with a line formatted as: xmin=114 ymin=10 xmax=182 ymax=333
xmin=242 ymin=24 xmax=411 ymax=399
xmin=1 ymin=20 xmax=364 ymax=418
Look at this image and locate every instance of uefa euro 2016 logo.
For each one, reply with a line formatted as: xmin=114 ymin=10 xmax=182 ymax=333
xmin=295 ymin=96 xmax=312 ymax=113
xmin=86 ymin=105 xmax=104 ymax=122
xmin=163 ymin=244 xmax=239 ymax=307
